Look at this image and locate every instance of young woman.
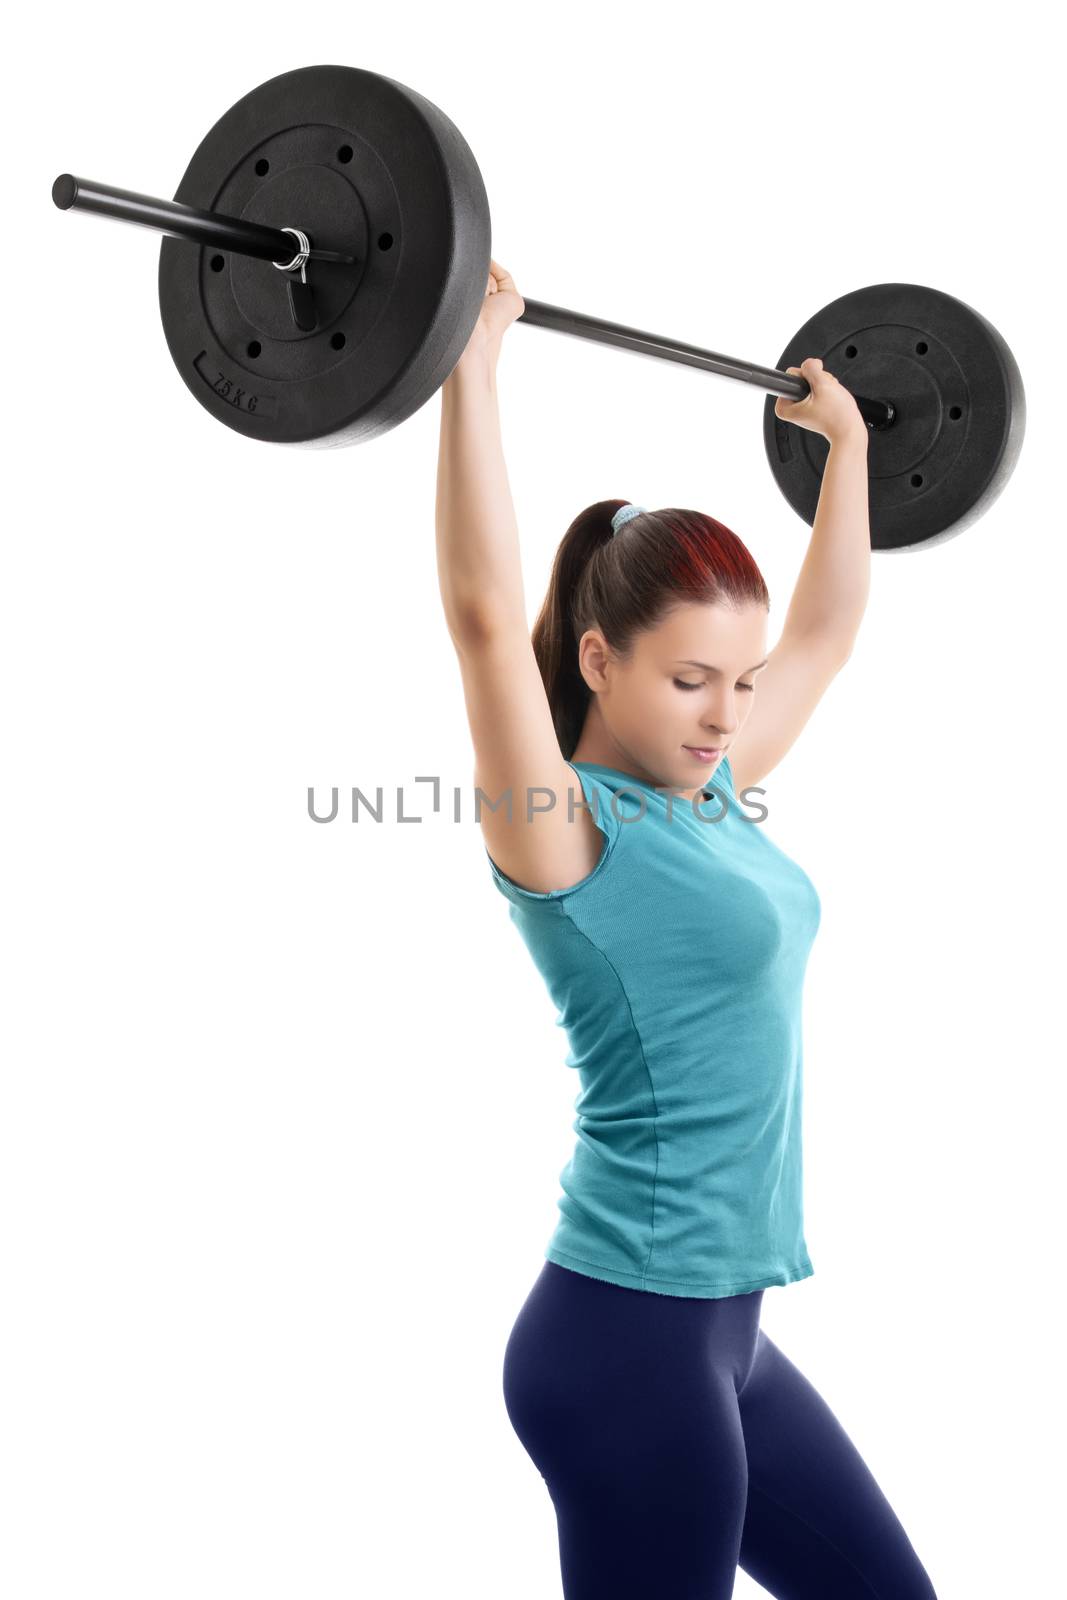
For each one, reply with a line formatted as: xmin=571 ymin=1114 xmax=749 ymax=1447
xmin=436 ymin=261 xmax=938 ymax=1600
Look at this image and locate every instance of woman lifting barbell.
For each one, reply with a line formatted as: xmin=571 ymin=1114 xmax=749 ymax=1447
xmin=435 ymin=259 xmax=939 ymax=1599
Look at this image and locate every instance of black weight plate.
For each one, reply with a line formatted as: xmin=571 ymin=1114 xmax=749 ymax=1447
xmin=158 ymin=65 xmax=491 ymax=447
xmin=762 ymin=283 xmax=1025 ymax=551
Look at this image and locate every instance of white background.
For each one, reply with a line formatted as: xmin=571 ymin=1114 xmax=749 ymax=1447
xmin=4 ymin=4 xmax=1064 ymax=1596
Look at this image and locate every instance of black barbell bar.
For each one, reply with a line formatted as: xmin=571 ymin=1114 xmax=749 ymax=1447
xmin=50 ymin=170 xmax=893 ymax=430
xmin=50 ymin=174 xmax=358 ymax=267
xmin=516 ymin=299 xmax=894 ymax=429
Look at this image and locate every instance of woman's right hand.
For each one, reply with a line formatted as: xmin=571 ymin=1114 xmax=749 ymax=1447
xmin=460 ymin=258 xmax=525 ymax=360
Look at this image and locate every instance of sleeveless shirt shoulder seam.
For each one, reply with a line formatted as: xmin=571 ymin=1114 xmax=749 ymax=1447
xmin=484 ymin=763 xmax=627 ymax=906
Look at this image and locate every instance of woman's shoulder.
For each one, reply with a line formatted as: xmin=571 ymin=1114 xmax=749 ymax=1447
xmin=484 ymin=760 xmax=624 ymax=906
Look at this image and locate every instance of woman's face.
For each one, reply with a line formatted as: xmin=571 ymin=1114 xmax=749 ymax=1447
xmin=575 ymin=600 xmax=769 ymax=799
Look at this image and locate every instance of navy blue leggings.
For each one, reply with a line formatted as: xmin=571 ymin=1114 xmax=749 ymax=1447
xmin=503 ymin=1261 xmax=938 ymax=1599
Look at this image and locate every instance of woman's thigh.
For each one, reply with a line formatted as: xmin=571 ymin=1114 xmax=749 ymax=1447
xmin=502 ymin=1261 xmax=763 ymax=1600
xmin=737 ymin=1328 xmax=939 ymax=1599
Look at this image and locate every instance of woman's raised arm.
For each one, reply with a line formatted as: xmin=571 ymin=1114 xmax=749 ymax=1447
xmin=433 ymin=262 xmax=604 ymax=896
xmin=435 ymin=261 xmax=528 ymax=642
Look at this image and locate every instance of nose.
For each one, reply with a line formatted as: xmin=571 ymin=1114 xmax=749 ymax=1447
xmin=702 ymin=703 xmax=739 ymax=738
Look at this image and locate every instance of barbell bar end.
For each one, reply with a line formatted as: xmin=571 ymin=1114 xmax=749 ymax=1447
xmin=52 ymin=174 xmax=77 ymax=209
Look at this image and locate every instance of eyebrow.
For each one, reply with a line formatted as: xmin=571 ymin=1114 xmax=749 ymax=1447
xmin=674 ymin=658 xmax=769 ymax=674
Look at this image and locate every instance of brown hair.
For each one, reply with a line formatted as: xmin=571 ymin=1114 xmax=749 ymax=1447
xmin=531 ymin=501 xmax=770 ymax=759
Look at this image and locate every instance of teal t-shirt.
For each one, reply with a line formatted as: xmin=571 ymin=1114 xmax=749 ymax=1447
xmin=485 ymin=756 xmax=822 ymax=1299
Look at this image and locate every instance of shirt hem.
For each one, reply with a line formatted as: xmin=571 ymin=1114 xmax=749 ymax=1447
xmin=544 ymin=1243 xmax=814 ymax=1299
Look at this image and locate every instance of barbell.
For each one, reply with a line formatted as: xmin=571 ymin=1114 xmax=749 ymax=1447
xmin=51 ymin=63 xmax=1025 ymax=552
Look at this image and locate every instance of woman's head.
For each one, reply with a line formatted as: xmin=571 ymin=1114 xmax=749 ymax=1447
xmin=531 ymin=501 xmax=770 ymax=794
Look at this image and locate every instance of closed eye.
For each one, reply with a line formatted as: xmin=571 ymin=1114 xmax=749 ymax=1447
xmin=673 ymin=678 xmax=755 ymax=693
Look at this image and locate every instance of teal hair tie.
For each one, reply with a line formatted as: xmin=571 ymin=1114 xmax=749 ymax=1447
xmin=611 ymin=502 xmax=646 ymax=536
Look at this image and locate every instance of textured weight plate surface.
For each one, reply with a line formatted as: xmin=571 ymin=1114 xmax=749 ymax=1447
xmin=158 ymin=64 xmax=491 ymax=446
xmin=762 ymin=283 xmax=1025 ymax=550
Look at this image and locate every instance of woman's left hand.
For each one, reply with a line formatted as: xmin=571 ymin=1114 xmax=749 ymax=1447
xmin=773 ymin=357 xmax=867 ymax=446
